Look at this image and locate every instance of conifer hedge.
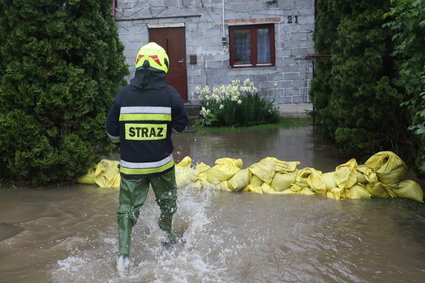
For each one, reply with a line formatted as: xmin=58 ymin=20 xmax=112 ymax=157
xmin=385 ymin=0 xmax=425 ymax=175
xmin=0 ymin=0 xmax=128 ymax=184
xmin=310 ymin=0 xmax=413 ymax=163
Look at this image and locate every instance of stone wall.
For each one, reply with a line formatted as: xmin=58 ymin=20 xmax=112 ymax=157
xmin=114 ymin=0 xmax=314 ymax=106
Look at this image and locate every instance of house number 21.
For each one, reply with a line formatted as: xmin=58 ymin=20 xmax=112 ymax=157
xmin=287 ymin=15 xmax=298 ymax=24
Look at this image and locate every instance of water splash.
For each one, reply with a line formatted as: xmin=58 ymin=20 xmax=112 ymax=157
xmin=50 ymin=187 xmax=237 ymax=283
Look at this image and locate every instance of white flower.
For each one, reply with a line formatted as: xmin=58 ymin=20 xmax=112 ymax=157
xmin=237 ymin=100 xmax=242 ymax=105
xmin=219 ymin=104 xmax=224 ymax=109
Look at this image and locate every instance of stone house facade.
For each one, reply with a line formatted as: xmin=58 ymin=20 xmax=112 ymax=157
xmin=113 ymin=0 xmax=314 ymax=114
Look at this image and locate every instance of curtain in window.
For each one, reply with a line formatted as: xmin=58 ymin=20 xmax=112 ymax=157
xmin=234 ymin=30 xmax=251 ymax=64
xmin=257 ymin=28 xmax=270 ymax=64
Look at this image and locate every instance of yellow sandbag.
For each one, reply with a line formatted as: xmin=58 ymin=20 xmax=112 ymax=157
xmin=175 ymin=166 xmax=197 ymax=189
xmin=295 ymin=168 xmax=322 ymax=191
xmin=249 ymin=158 xmax=276 ymax=184
xmin=261 ymin=182 xmax=274 ymax=194
xmin=195 ymin=163 xmax=215 ymax=189
xmin=93 ymin=159 xmax=120 ymax=189
xmin=356 ymin=165 xmax=378 ymax=184
xmin=265 ymin=157 xmax=300 ymax=173
xmin=280 ymin=188 xmax=298 ymax=194
xmin=199 ymin=177 xmax=218 ymax=189
xmin=346 ymin=184 xmax=372 ymax=199
xmin=295 ymin=168 xmax=312 ymax=188
xmin=206 ymin=158 xmax=243 ymax=185
xmin=335 ymin=158 xmax=358 ymax=189
xmin=219 ymin=181 xmax=232 ymax=191
xmin=76 ymin=164 xmax=97 ymax=184
xmin=271 ymin=171 xmax=297 ymax=191
xmin=300 ymin=187 xmax=316 ymax=195
xmin=289 ymin=183 xmax=303 ymax=192
xmin=326 ymin=187 xmax=345 ymax=200
xmin=243 ymin=184 xmax=263 ymax=194
xmin=364 ymin=151 xmax=408 ymax=184
xmin=261 ymin=182 xmax=293 ymax=195
xmin=250 ymin=175 xmax=264 ymax=186
xmin=392 ymin=180 xmax=424 ymax=203
xmin=195 ymin=162 xmax=210 ymax=180
xmin=306 ymin=169 xmax=326 ymax=195
xmin=287 ymin=183 xmax=315 ymax=195
xmin=228 ymin=168 xmax=251 ymax=192
xmin=323 ymin=172 xmax=337 ymax=190
xmin=176 ymin=156 xmax=192 ymax=167
xmin=195 ymin=162 xmax=210 ymax=172
xmin=366 ymin=182 xmax=396 ymax=199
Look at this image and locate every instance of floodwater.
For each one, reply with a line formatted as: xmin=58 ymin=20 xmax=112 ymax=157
xmin=1 ymin=125 xmax=424 ymax=283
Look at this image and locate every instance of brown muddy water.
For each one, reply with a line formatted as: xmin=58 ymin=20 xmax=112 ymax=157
xmin=1 ymin=125 xmax=424 ymax=283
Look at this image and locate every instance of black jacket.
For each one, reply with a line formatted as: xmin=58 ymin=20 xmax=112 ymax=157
xmin=106 ymin=70 xmax=188 ymax=178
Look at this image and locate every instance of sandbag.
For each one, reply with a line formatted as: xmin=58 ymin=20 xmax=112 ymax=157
xmin=268 ymin=157 xmax=300 ymax=173
xmin=249 ymin=157 xmax=300 ymax=184
xmin=76 ymin=164 xmax=97 ymax=184
xmin=250 ymin=175 xmax=264 ymax=186
xmin=289 ymin=183 xmax=303 ymax=192
xmin=391 ymin=180 xmax=424 ymax=203
xmin=364 ymin=151 xmax=408 ymax=184
xmin=286 ymin=183 xmax=315 ymax=195
xmin=219 ymin=181 xmax=232 ymax=191
xmin=295 ymin=168 xmax=312 ymax=188
xmin=323 ymin=172 xmax=337 ymax=190
xmin=326 ymin=187 xmax=345 ymax=200
xmin=306 ymin=169 xmax=326 ymax=195
xmin=271 ymin=171 xmax=297 ymax=191
xmin=356 ymin=165 xmax=378 ymax=184
xmin=366 ymin=182 xmax=397 ymax=199
xmin=243 ymin=184 xmax=263 ymax=194
xmin=346 ymin=184 xmax=372 ymax=199
xmin=177 ymin=156 xmax=192 ymax=167
xmin=195 ymin=163 xmax=210 ymax=175
xmin=335 ymin=158 xmax=357 ymax=189
xmin=300 ymin=187 xmax=316 ymax=195
xmin=228 ymin=168 xmax=251 ymax=192
xmin=295 ymin=168 xmax=323 ymax=193
xmin=206 ymin=158 xmax=242 ymax=185
xmin=195 ymin=163 xmax=215 ymax=189
xmin=93 ymin=159 xmax=120 ymax=189
xmin=249 ymin=158 xmax=277 ymax=184
xmin=261 ymin=183 xmax=293 ymax=195
xmin=175 ymin=166 xmax=197 ymax=189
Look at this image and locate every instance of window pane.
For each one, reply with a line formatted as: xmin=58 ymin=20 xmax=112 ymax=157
xmin=257 ymin=28 xmax=270 ymax=64
xmin=234 ymin=30 xmax=251 ymax=64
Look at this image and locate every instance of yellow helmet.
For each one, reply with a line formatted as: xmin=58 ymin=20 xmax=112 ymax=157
xmin=135 ymin=42 xmax=169 ymax=73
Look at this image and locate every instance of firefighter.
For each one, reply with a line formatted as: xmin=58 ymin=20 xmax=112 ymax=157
xmin=106 ymin=42 xmax=188 ymax=275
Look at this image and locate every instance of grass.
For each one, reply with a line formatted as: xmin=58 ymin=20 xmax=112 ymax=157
xmin=194 ymin=117 xmax=312 ymax=134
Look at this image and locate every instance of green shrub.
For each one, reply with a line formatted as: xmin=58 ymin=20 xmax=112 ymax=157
xmin=310 ymin=0 xmax=411 ymax=160
xmin=195 ymin=79 xmax=279 ymax=127
xmin=385 ymin=0 xmax=425 ymax=175
xmin=0 ymin=0 xmax=128 ymax=184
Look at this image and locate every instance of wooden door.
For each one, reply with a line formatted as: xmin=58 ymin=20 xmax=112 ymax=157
xmin=149 ymin=27 xmax=188 ymax=102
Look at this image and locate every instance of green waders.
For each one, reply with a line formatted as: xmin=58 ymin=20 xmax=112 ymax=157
xmin=117 ymin=168 xmax=177 ymax=256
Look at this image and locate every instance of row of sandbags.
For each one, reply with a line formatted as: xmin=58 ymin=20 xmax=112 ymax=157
xmin=76 ymin=151 xmax=424 ymax=203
